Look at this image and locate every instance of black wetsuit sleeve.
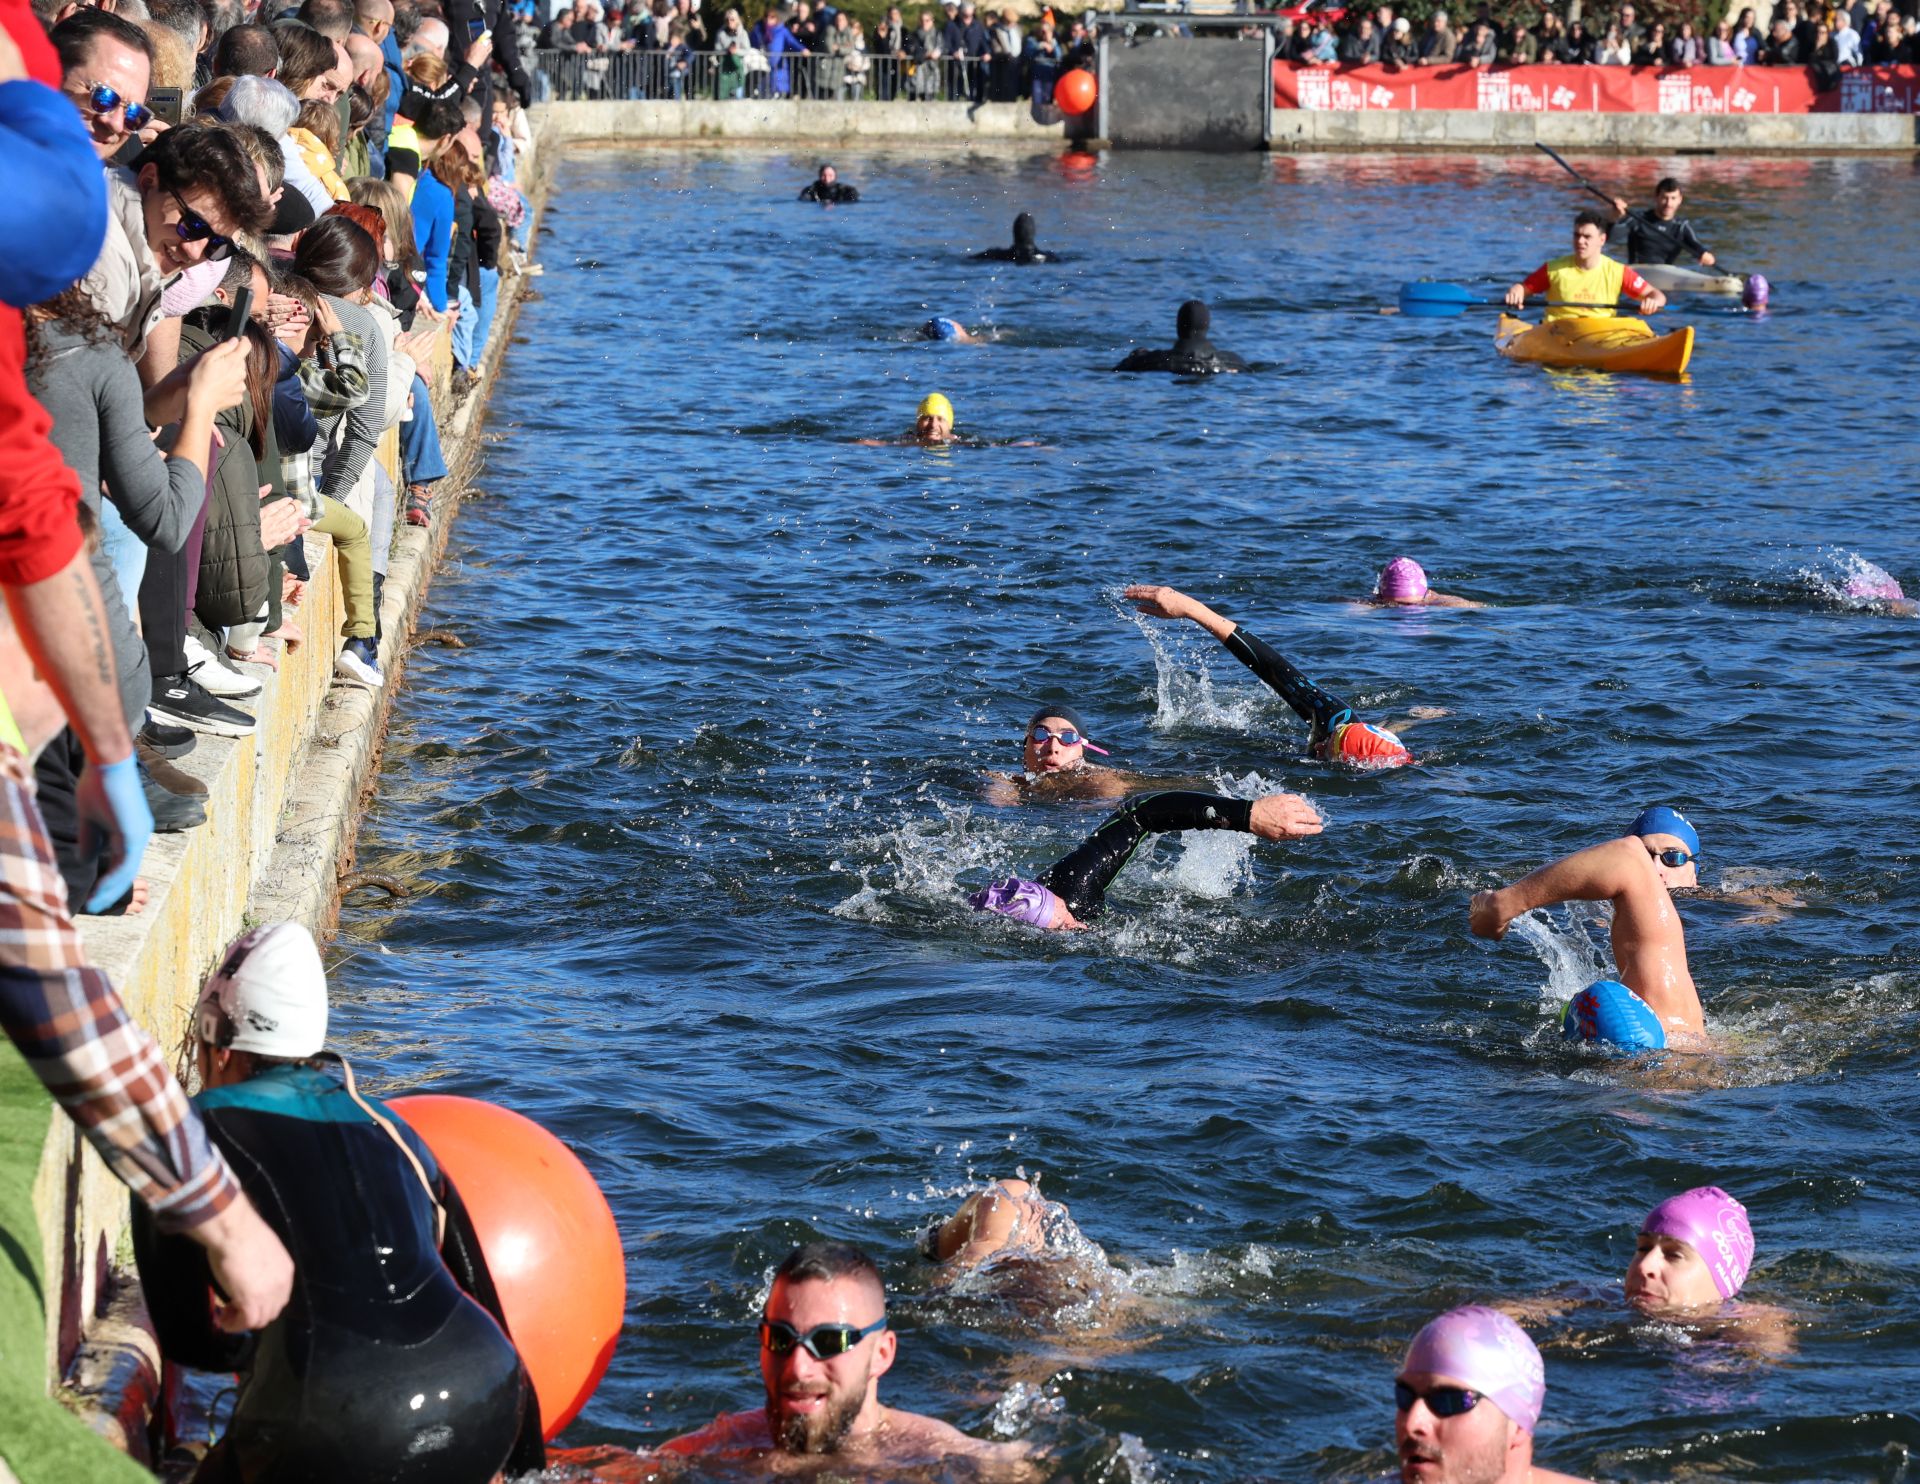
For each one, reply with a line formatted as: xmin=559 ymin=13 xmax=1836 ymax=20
xmin=129 ymin=1196 xmax=257 ymax=1374
xmin=1220 ymin=625 xmax=1354 ymax=740
xmin=1679 ymin=219 xmax=1708 ymax=257
xmin=439 ymin=1172 xmax=548 ymax=1473
xmin=1039 ymin=791 xmax=1255 ymax=920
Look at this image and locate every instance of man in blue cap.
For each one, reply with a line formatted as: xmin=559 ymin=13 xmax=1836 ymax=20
xmin=1468 ymin=807 xmax=1705 ymax=1048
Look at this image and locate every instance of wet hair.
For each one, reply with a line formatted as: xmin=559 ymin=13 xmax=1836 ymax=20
xmin=1655 ymin=176 xmax=1681 ymax=194
xmin=271 ymin=21 xmax=337 ymax=93
xmin=347 ymin=174 xmax=424 ymax=279
xmin=212 ymin=21 xmax=280 ymax=76
xmin=290 ymin=214 xmax=380 ymax=297
xmin=295 ymin=95 xmax=342 ymax=153
xmin=51 ymin=9 xmax=155 ymax=76
xmin=298 ymin=0 xmax=355 ymax=38
xmin=772 ymin=1242 xmax=885 ymax=1304
xmin=134 ymin=121 xmax=274 ymax=234
xmin=1574 ymin=207 xmax=1611 ymax=234
xmin=325 ymin=200 xmax=387 ymax=260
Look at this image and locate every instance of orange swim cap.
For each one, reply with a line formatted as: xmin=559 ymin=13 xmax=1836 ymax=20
xmin=1328 ymin=720 xmax=1413 ymax=769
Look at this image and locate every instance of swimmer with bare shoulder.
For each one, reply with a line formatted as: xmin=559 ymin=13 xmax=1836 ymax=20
xmin=922 ymin=317 xmax=983 ymax=344
xmin=982 ymin=705 xmax=1141 ymax=805
xmin=920 ymin=1179 xmax=1074 ymax=1266
xmin=972 ymin=789 xmax=1322 ymax=930
xmin=1125 ymin=583 xmax=1421 ymax=768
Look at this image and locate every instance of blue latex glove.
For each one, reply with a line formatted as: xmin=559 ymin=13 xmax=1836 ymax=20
xmin=76 ymin=753 xmax=153 ymax=914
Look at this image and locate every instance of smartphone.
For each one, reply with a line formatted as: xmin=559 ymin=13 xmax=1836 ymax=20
xmin=223 ymin=286 xmax=252 ymax=343
xmin=468 ymin=15 xmax=488 ymax=40
xmin=147 ymin=86 xmax=184 ymax=125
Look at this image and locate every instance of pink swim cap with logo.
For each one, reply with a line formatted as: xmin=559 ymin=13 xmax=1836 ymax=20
xmin=1377 ymin=557 xmax=1429 ymax=603
xmin=1641 ymin=1186 xmax=1754 ymax=1298
xmin=1399 ymin=1305 xmax=1545 ymax=1433
xmin=969 ymin=877 xmax=1063 ymax=928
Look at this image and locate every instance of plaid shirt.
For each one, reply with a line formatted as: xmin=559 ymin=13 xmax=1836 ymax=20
xmin=0 ymin=745 xmax=237 ymax=1232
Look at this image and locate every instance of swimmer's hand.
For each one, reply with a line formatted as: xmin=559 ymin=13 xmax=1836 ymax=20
xmin=195 ymin=1194 xmax=295 ymax=1331
xmin=1249 ymin=793 xmax=1323 ymax=840
xmin=1123 ymin=583 xmax=1197 ymax=620
xmin=1469 ymin=888 xmax=1513 ymax=940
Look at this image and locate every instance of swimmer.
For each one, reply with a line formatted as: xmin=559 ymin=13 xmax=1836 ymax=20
xmin=658 ymin=1240 xmax=1028 ymax=1467
xmin=971 ymin=788 xmax=1323 ymax=930
xmin=1841 ymin=569 xmax=1917 ymax=616
xmin=1125 ymin=583 xmax=1422 ymax=768
xmin=919 ymin=1178 xmax=1079 ymax=1266
xmin=1113 ymin=300 xmax=1248 ymax=376
xmin=798 ymin=162 xmax=860 ymax=203
xmin=858 ymin=391 xmax=957 ymax=446
xmin=921 ymin=316 xmax=983 ymax=345
xmin=1395 ymin=1306 xmax=1594 ymax=1484
xmin=973 ymin=211 xmax=1056 ymax=264
xmin=132 ymin=925 xmax=545 ymax=1484
xmin=982 ymin=704 xmax=1151 ymax=806
xmin=1469 ymin=805 xmax=1706 ymax=1050
xmin=1367 ymin=557 xmax=1484 ymax=610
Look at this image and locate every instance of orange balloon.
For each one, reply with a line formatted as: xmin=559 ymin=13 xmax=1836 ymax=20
xmin=390 ymin=1095 xmax=624 ymax=1440
xmin=1055 ymin=68 xmax=1097 ymax=116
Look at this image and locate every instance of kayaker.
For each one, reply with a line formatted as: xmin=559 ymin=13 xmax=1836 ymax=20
xmin=1503 ymin=210 xmax=1667 ymax=322
xmin=1114 ymin=300 xmax=1248 ymax=376
xmin=1123 ymin=583 xmax=1422 ymax=767
xmin=1606 ymin=178 xmax=1717 ymax=267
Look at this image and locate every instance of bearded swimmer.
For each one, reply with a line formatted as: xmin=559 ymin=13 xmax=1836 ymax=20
xmin=1395 ymin=1306 xmax=1594 ymax=1484
xmin=659 ymin=1241 xmax=1028 ymax=1469
xmin=1124 ymin=583 xmax=1422 ymax=768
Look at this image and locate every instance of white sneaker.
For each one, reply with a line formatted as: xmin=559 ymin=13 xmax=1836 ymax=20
xmin=185 ymin=634 xmax=262 ymax=698
xmin=334 ymin=638 xmax=385 ymax=688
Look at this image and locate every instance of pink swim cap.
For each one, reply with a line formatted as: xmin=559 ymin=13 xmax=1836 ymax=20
xmin=1844 ymin=572 xmax=1906 ymax=604
xmin=1641 ymin=1186 xmax=1754 ymax=1298
xmin=1399 ymin=1306 xmax=1545 ymax=1434
xmin=969 ymin=877 xmax=1062 ymax=929
xmin=1377 ymin=557 xmax=1429 ymax=604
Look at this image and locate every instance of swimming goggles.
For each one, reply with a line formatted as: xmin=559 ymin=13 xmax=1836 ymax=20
xmin=1394 ymin=1381 xmax=1481 ymax=1418
xmin=759 ymin=1317 xmax=887 ymax=1360
xmin=1027 ymin=725 xmax=1109 ymax=755
xmin=80 ymin=81 xmax=151 ymax=130
xmin=169 ymin=188 xmax=232 ymax=257
xmin=1650 ymin=847 xmax=1694 ymax=868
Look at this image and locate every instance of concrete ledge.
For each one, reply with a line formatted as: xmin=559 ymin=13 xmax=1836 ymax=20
xmin=1269 ymin=107 xmax=1918 ymax=151
xmin=538 ymin=97 xmax=1074 ymax=144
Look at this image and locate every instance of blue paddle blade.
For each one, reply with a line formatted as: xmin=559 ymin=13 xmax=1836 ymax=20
xmin=1396 ymin=295 xmax=1470 ymax=317
xmin=1398 ymin=280 xmax=1479 ymax=304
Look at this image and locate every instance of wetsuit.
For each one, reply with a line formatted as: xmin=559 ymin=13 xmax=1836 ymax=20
xmin=1221 ymin=625 xmax=1412 ymax=767
xmin=974 ymin=211 xmax=1055 ymax=263
xmin=1114 ymin=300 xmax=1247 ymax=376
xmin=131 ymin=1060 xmax=546 ymax=1484
xmin=1038 ymin=791 xmax=1255 ymax=920
xmin=798 ymin=179 xmax=860 ymax=203
xmin=1610 ymin=209 xmax=1710 ymax=266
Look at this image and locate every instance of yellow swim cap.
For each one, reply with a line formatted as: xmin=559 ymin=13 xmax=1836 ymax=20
xmin=917 ymin=393 xmax=954 ymax=424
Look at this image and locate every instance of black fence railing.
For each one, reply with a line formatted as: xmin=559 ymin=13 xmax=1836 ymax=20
xmin=531 ymin=48 xmax=1070 ymax=103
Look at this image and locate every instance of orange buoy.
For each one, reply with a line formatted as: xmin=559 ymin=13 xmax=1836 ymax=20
xmin=390 ymin=1095 xmax=624 ymax=1440
xmin=1055 ymin=68 xmax=1097 ymax=116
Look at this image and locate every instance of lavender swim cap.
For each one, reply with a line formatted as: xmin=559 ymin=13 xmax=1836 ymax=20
xmin=1642 ymin=1186 xmax=1754 ymax=1298
xmin=1377 ymin=557 xmax=1429 ymax=603
xmin=1742 ymin=273 xmax=1770 ymax=309
xmin=1844 ymin=572 xmax=1906 ymax=604
xmin=1400 ymin=1305 xmax=1545 ymax=1434
xmin=969 ymin=877 xmax=1061 ymax=929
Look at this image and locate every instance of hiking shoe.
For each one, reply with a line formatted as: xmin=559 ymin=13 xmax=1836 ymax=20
xmin=137 ymin=741 xmax=207 ymax=797
xmin=142 ymin=768 xmax=207 ymax=832
xmin=138 ymin=717 xmax=197 ymax=759
xmin=335 ymin=637 xmax=385 ymax=688
xmin=149 ymin=675 xmax=256 ymax=737
xmin=185 ymin=634 xmax=262 ymax=698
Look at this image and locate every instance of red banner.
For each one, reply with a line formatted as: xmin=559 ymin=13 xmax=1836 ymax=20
xmin=1273 ymin=60 xmax=1920 ymax=113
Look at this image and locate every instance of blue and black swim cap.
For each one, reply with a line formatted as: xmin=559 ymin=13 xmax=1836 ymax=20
xmin=922 ymin=317 xmax=965 ymax=342
xmin=1562 ymin=979 xmax=1666 ymax=1053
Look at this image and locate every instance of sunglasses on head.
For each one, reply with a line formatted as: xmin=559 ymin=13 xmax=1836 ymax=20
xmin=83 ymin=81 xmax=151 ymax=130
xmin=760 ymin=1317 xmax=886 ymax=1361
xmin=168 ymin=188 xmax=232 ymax=257
xmin=1395 ymin=1381 xmax=1481 ymax=1418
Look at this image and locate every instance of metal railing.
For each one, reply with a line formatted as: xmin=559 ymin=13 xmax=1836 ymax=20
xmin=531 ymin=48 xmax=1073 ymax=103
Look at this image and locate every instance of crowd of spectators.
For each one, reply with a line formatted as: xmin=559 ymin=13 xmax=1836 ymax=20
xmin=1268 ymin=0 xmax=1915 ymax=69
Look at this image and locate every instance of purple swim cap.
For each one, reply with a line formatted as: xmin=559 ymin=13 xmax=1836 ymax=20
xmin=1742 ymin=273 xmax=1770 ymax=309
xmin=1377 ymin=557 xmax=1429 ymax=604
xmin=969 ymin=877 xmax=1062 ymax=929
xmin=1642 ymin=1186 xmax=1754 ymax=1298
xmin=1844 ymin=572 xmax=1906 ymax=604
xmin=1399 ymin=1305 xmax=1545 ymax=1434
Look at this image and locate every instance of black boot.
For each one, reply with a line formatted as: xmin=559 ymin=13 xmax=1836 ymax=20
xmin=371 ymin=572 xmax=386 ymax=647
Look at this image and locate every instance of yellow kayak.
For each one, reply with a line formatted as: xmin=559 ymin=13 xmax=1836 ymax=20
xmin=1496 ymin=315 xmax=1694 ymax=376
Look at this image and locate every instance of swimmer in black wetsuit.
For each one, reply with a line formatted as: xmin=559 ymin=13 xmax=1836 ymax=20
xmin=799 ymin=163 xmax=860 ymax=203
xmin=1113 ymin=300 xmax=1248 ymax=376
xmin=974 ymin=211 xmax=1056 ymax=263
xmin=1125 ymin=583 xmax=1424 ymax=768
xmin=132 ymin=924 xmax=545 ymax=1484
xmin=971 ymin=788 xmax=1323 ymax=929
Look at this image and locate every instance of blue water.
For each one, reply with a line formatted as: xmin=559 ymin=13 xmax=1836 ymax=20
xmin=331 ymin=148 xmax=1920 ymax=1481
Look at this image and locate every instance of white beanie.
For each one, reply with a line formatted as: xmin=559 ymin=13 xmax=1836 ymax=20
xmin=195 ymin=923 xmax=330 ymax=1058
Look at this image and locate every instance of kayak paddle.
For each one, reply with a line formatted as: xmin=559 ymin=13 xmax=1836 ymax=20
xmin=1396 ymin=281 xmax=1628 ymax=317
xmin=1534 ymin=142 xmax=1618 ymax=208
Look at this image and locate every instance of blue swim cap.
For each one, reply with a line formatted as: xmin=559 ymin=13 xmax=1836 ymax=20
xmin=1628 ymin=805 xmax=1700 ymax=858
xmin=923 ymin=317 xmax=964 ymax=342
xmin=1561 ymin=980 xmax=1667 ymax=1053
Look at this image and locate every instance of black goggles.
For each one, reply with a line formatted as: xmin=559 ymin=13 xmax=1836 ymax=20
xmin=759 ymin=1317 xmax=886 ymax=1361
xmin=168 ymin=188 xmax=233 ymax=257
xmin=1395 ymin=1381 xmax=1481 ymax=1418
xmin=84 ymin=82 xmax=151 ymax=130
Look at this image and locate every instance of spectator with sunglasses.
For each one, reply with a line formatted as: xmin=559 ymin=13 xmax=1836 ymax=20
xmin=660 ymin=1241 xmax=1026 ymax=1464
xmin=1469 ymin=806 xmax=1707 ymax=1051
xmin=50 ymin=7 xmax=154 ymax=160
xmin=1395 ymin=1306 xmax=1592 ymax=1484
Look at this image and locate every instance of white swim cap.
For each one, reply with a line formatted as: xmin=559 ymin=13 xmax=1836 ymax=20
xmin=195 ymin=922 xmax=329 ymax=1058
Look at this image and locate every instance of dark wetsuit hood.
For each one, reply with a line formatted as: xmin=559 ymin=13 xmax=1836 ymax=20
xmin=1013 ymin=212 xmax=1037 ymax=251
xmin=1172 ymin=300 xmax=1215 ymax=359
xmin=1113 ymin=298 xmax=1247 ymax=376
